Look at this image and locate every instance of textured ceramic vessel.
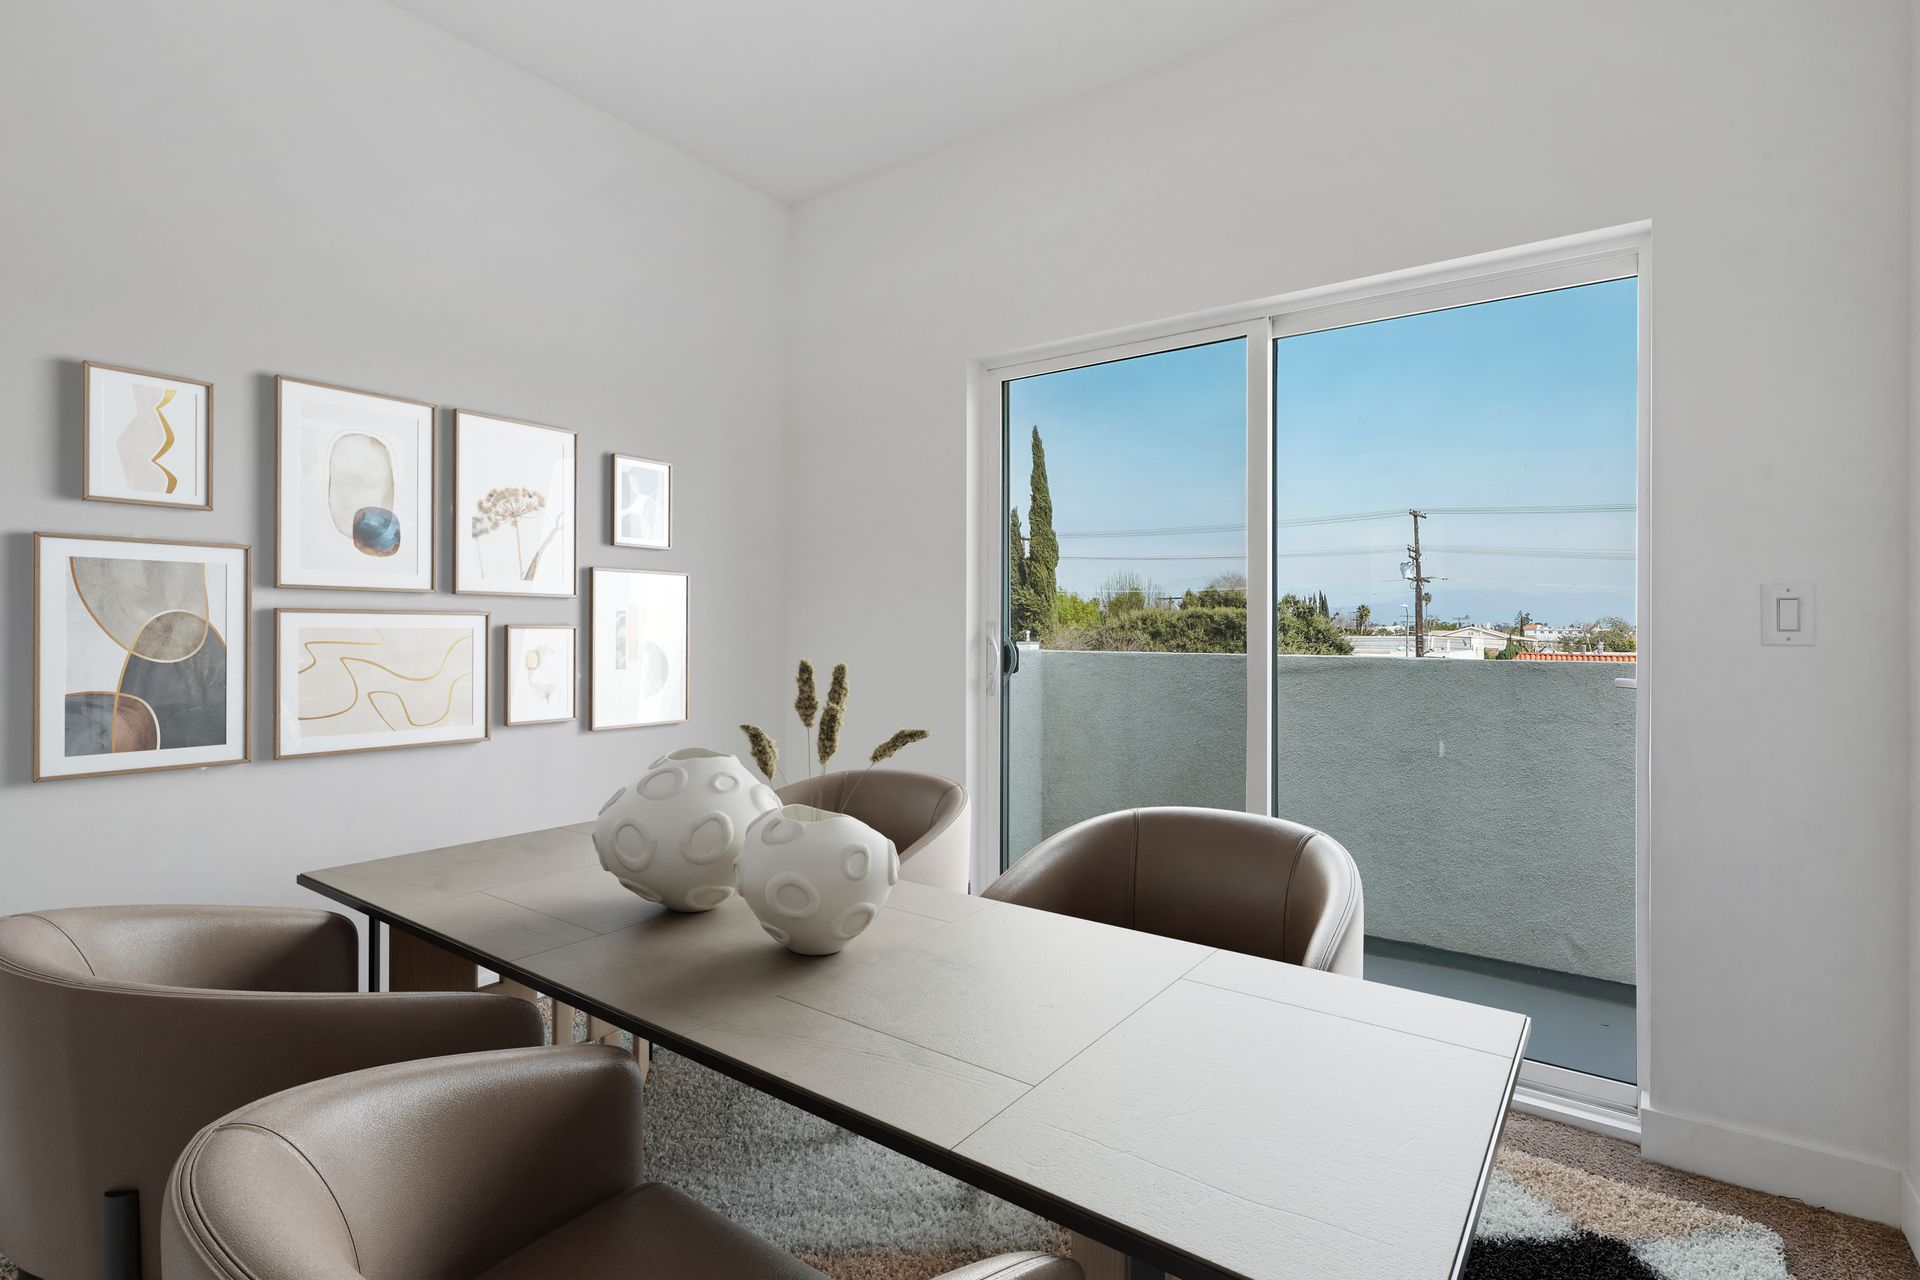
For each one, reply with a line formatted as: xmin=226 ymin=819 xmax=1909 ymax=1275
xmin=593 ymin=748 xmax=780 ymax=912
xmin=737 ymin=803 xmax=898 ymax=955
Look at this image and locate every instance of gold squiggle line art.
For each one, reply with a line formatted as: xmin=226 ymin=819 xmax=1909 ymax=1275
xmin=298 ymin=634 xmax=470 ymax=723
xmin=367 ymin=672 xmax=470 ymax=729
xmin=297 ymin=635 xmax=388 ymax=675
xmin=152 ymin=388 xmax=178 ymax=494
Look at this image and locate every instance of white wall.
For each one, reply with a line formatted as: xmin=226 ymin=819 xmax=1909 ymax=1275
xmin=789 ymin=0 xmax=1913 ymax=1223
xmin=0 ymin=2 xmax=789 ymax=941
xmin=1908 ymin=0 xmax=1920 ymax=1256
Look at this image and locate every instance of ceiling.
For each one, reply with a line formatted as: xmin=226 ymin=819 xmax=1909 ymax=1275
xmin=389 ymin=0 xmax=1312 ymax=203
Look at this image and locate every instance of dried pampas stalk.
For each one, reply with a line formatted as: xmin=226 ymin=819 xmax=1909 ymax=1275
xmin=816 ymin=701 xmax=843 ymax=766
xmin=740 ymin=724 xmax=779 ymax=782
xmin=794 ymin=660 xmax=819 ymax=728
xmin=841 ymin=728 xmax=933 ymax=808
xmin=869 ymin=729 xmax=929 ymax=764
xmin=827 ymin=663 xmax=849 ymax=710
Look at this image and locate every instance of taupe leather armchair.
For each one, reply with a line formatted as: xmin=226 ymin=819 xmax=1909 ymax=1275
xmin=777 ymin=769 xmax=969 ymax=892
xmin=984 ymin=807 xmax=1365 ymax=977
xmin=162 ymin=1045 xmax=1078 ymax=1280
xmin=0 ymin=906 xmax=544 ymax=1280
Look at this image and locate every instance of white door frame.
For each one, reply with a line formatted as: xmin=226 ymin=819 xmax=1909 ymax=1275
xmin=969 ymin=223 xmax=1652 ymax=1127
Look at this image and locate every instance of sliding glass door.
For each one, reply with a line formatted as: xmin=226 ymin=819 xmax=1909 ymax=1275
xmin=1000 ymin=336 xmax=1250 ymax=863
xmin=1271 ymin=277 xmax=1639 ymax=1092
xmin=986 ymin=238 xmax=1645 ymax=1117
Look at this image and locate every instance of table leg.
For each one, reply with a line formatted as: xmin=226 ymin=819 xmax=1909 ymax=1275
xmin=366 ymin=918 xmax=382 ymax=992
xmin=387 ymin=927 xmax=478 ymax=992
xmin=1069 ymin=1232 xmax=1165 ymax=1280
xmin=589 ymin=1013 xmax=651 ymax=1081
xmin=554 ymin=1000 xmax=582 ymax=1045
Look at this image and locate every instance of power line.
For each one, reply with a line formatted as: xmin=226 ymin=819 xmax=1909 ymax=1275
xmin=1056 ymin=502 xmax=1636 ymax=537
xmin=1427 ymin=544 xmax=1633 ymax=561
xmin=1062 ymin=553 xmax=1248 ymax=562
xmin=1066 ymin=543 xmax=1633 ymax=562
xmin=1055 ymin=522 xmax=1247 ymax=538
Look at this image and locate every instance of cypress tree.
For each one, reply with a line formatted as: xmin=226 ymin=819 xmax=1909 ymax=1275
xmin=1026 ymin=427 xmax=1059 ymax=616
xmin=1008 ymin=507 xmax=1037 ymax=636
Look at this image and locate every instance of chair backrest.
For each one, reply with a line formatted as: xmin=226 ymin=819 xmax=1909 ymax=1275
xmin=0 ymin=907 xmax=349 ymax=1280
xmin=0 ymin=906 xmax=540 ymax=1280
xmin=163 ymin=1047 xmax=646 ymax=1280
xmin=776 ymin=769 xmax=970 ymax=890
xmin=982 ymin=807 xmax=1365 ymax=976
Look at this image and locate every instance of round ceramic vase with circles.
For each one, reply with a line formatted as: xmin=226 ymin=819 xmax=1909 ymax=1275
xmin=737 ymin=803 xmax=897 ymax=955
xmin=592 ymin=748 xmax=781 ymax=912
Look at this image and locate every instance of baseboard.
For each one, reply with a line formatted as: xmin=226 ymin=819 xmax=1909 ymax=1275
xmin=1638 ymin=1104 xmax=1904 ymax=1226
xmin=1512 ymin=1082 xmax=1641 ymax=1144
xmin=1903 ymin=1172 xmax=1920 ymax=1263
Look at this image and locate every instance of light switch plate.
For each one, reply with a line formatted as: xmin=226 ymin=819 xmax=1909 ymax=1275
xmin=1761 ymin=583 xmax=1814 ymax=646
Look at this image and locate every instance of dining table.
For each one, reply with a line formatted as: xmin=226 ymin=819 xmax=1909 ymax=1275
xmin=298 ymin=822 xmax=1529 ymax=1280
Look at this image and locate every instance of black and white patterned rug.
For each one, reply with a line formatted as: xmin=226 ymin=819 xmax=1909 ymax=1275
xmin=640 ymin=1049 xmax=1795 ymax=1280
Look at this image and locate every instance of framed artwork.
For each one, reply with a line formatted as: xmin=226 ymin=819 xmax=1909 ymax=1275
xmin=275 ymin=608 xmax=488 ymax=759
xmin=589 ymin=568 xmax=688 ymax=730
xmin=276 ymin=376 xmax=436 ymax=591
xmin=34 ymin=533 xmax=250 ymax=781
xmin=610 ymin=454 xmax=671 ymax=549
xmin=503 ymin=624 xmax=577 ymax=725
xmin=84 ymin=361 xmax=214 ymax=509
xmin=453 ymin=411 xmax=577 ymax=596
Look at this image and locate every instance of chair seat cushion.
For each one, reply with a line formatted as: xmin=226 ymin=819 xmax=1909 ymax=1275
xmin=478 ymin=1182 xmax=825 ymax=1280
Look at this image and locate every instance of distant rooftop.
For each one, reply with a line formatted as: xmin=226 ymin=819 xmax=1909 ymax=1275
xmin=1513 ymin=651 xmax=1637 ymax=663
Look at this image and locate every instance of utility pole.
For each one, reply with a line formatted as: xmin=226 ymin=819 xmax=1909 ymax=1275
xmin=1407 ymin=509 xmax=1429 ymax=657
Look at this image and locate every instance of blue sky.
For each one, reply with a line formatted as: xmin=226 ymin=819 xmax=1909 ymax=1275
xmin=1007 ymin=277 xmax=1638 ymax=626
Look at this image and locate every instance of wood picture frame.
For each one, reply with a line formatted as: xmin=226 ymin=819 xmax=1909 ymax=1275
xmin=503 ymin=624 xmax=578 ymax=726
xmin=274 ymin=607 xmax=490 ymax=759
xmin=589 ymin=568 xmax=688 ymax=730
xmin=34 ymin=532 xmax=251 ymax=781
xmin=83 ymin=360 xmax=215 ymax=509
xmin=609 ymin=453 xmax=671 ymax=549
xmin=452 ymin=410 xmax=579 ymax=597
xmin=275 ymin=375 xmax=438 ymax=592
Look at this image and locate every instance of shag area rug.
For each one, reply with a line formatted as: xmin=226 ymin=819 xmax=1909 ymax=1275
xmin=5 ymin=1047 xmax=1913 ymax=1280
xmin=637 ymin=1050 xmax=1918 ymax=1280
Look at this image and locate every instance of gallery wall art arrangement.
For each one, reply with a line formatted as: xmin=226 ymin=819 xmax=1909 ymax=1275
xmin=34 ymin=533 xmax=251 ymax=781
xmin=34 ymin=359 xmax=686 ymax=781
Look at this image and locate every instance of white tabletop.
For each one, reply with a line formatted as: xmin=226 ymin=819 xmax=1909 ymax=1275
xmin=302 ymin=824 xmax=1527 ymax=1280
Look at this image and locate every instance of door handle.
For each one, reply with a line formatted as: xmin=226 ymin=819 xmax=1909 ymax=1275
xmin=1002 ymin=641 xmax=1021 ymax=676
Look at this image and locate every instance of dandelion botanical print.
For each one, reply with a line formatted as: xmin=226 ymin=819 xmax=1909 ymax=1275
xmin=453 ymin=411 xmax=577 ymax=596
xmin=473 ymin=485 xmax=555 ymax=581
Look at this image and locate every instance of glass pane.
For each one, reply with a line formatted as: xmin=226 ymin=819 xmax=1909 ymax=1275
xmin=1273 ymin=278 xmax=1638 ymax=1082
xmin=1004 ymin=338 xmax=1247 ymax=867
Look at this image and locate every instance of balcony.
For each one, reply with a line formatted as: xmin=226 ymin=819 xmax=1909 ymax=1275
xmin=1006 ymin=645 xmax=1636 ymax=1082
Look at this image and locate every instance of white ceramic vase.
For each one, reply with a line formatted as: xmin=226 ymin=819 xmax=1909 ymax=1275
xmin=593 ymin=748 xmax=781 ymax=912
xmin=737 ymin=804 xmax=898 ymax=955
